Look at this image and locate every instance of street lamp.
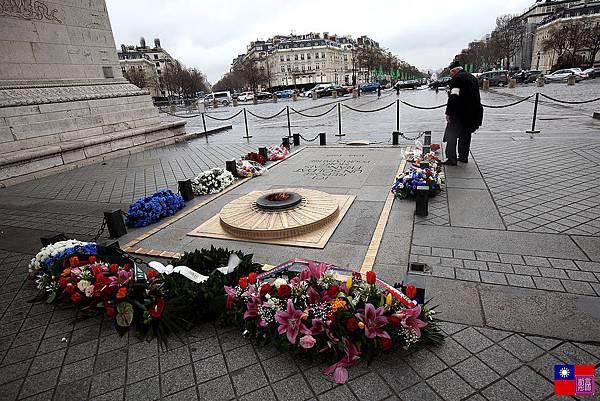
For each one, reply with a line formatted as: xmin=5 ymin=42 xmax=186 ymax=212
xmin=536 ymin=51 xmax=541 ymax=70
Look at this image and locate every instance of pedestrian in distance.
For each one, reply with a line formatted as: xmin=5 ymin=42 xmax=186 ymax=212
xmin=395 ymin=82 xmax=400 ymax=96
xmin=442 ymin=60 xmax=483 ymax=166
xmin=377 ymin=84 xmax=381 ymax=98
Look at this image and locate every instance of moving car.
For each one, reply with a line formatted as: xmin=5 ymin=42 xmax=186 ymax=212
xmin=275 ymin=89 xmax=294 ymax=98
xmin=477 ymin=70 xmax=509 ymax=87
xmin=429 ymin=76 xmax=451 ymax=89
xmin=255 ymin=91 xmax=272 ymax=101
xmin=204 ymin=91 xmax=232 ymax=106
xmin=396 ymin=79 xmax=420 ymax=89
xmin=305 ymin=83 xmax=333 ymax=97
xmin=238 ymin=92 xmax=254 ymax=101
xmin=314 ymin=85 xmax=346 ymax=98
xmin=511 ymin=70 xmax=543 ymax=83
xmin=583 ymin=67 xmax=600 ymax=79
xmin=544 ymin=68 xmax=588 ymax=83
xmin=360 ymin=82 xmax=380 ymax=92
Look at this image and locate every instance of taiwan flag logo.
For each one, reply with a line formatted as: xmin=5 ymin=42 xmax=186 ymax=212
xmin=554 ymin=364 xmax=596 ymax=396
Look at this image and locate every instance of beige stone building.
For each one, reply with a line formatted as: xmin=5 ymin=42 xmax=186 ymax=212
xmin=118 ymin=38 xmax=174 ymax=97
xmin=234 ymin=33 xmax=380 ymax=89
xmin=529 ymin=1 xmax=600 ymax=72
xmin=119 ymin=56 xmax=160 ymax=97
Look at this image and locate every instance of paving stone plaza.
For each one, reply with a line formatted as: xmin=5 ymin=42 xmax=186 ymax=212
xmin=1 ymin=81 xmax=600 ymax=401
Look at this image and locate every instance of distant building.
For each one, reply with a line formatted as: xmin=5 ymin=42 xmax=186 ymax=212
xmin=513 ymin=0 xmax=595 ymax=70
xmin=530 ymin=1 xmax=600 ymax=71
xmin=117 ymin=38 xmax=174 ymax=97
xmin=233 ymin=32 xmax=383 ymax=90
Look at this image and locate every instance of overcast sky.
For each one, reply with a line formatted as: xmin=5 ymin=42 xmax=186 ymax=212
xmin=106 ymin=0 xmax=533 ymax=83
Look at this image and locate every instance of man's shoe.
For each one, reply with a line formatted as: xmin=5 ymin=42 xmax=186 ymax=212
xmin=442 ymin=160 xmax=457 ymax=166
xmin=458 ymin=158 xmax=468 ymax=163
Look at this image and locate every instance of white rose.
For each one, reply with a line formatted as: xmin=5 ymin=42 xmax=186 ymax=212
xmin=85 ymin=285 xmax=94 ymax=297
xmin=273 ymin=278 xmax=287 ymax=288
xmin=77 ymin=280 xmax=90 ymax=291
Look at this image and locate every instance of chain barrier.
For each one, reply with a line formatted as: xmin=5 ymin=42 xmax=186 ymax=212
xmin=204 ymin=109 xmax=244 ymax=121
xmin=290 ymin=104 xmax=337 ymax=118
xmin=400 ymin=101 xmax=446 ymax=110
xmin=342 ymin=101 xmax=396 ymax=113
xmin=538 ymin=93 xmax=600 ymax=105
xmin=481 ymin=94 xmax=533 ymax=109
xmin=398 ymin=131 xmax=426 ymax=140
xmin=298 ymin=133 xmax=320 ymax=142
xmin=112 ymin=245 xmax=148 ymax=266
xmin=90 ymin=217 xmax=107 ymax=242
xmin=246 ymin=107 xmax=287 ymax=119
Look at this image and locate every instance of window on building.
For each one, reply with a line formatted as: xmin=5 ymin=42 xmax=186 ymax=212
xmin=153 ymin=54 xmax=158 ymax=59
xmin=343 ymin=55 xmax=347 ymax=61
xmin=280 ymin=56 xmax=284 ymax=62
xmin=281 ymin=66 xmax=285 ymax=72
xmin=287 ymin=65 xmax=291 ymax=72
xmin=307 ymin=53 xmax=311 ymax=60
xmin=301 ymin=53 xmax=304 ymax=60
xmin=155 ymin=62 xmax=159 ymax=67
xmin=286 ymin=55 xmax=290 ymax=61
xmin=316 ymin=63 xmax=320 ymax=70
xmin=157 ymin=70 xmax=161 ymax=74
xmin=321 ymin=52 xmax=325 ymax=58
xmin=294 ymin=54 xmax=298 ymax=60
xmin=315 ymin=53 xmax=319 ymax=59
xmin=282 ymin=78 xmax=286 ymax=84
xmin=121 ymin=67 xmax=126 ymax=73
xmin=301 ymin=64 xmax=305 ymax=71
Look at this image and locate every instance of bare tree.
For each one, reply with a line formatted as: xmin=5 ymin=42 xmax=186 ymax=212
xmin=123 ymin=68 xmax=147 ymax=88
xmin=490 ymin=14 xmax=526 ymax=71
xmin=583 ymin=20 xmax=600 ymax=68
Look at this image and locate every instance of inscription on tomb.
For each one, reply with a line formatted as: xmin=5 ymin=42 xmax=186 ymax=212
xmin=294 ymin=154 xmax=372 ymax=180
xmin=0 ymin=0 xmax=62 ymax=23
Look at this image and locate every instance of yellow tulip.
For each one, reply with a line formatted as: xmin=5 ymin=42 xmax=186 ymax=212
xmin=346 ymin=277 xmax=352 ymax=289
xmin=386 ymin=293 xmax=393 ymax=306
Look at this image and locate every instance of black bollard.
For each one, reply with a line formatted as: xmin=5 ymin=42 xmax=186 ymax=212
xmin=178 ymin=179 xmax=194 ymax=202
xmin=282 ymin=137 xmax=290 ymax=149
xmin=423 ymin=131 xmax=431 ymax=146
xmin=225 ymin=160 xmax=238 ymax=177
xmin=415 ymin=186 xmax=429 ymax=217
xmin=293 ymin=133 xmax=300 ymax=146
xmin=319 ymin=132 xmax=326 ymax=146
xmin=104 ymin=210 xmax=127 ymax=238
xmin=392 ymin=131 xmax=400 ymax=145
xmin=258 ymin=147 xmax=268 ymax=159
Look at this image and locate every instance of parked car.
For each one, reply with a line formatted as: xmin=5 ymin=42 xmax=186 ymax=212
xmin=511 ymin=70 xmax=542 ymax=83
xmin=477 ymin=70 xmax=509 ymax=87
xmin=204 ymin=91 xmax=232 ymax=106
xmin=255 ymin=91 xmax=272 ymax=100
xmin=360 ymin=82 xmax=380 ymax=92
xmin=544 ymin=68 xmax=587 ymax=83
xmin=275 ymin=89 xmax=294 ymax=98
xmin=341 ymin=84 xmax=355 ymax=93
xmin=306 ymin=83 xmax=333 ymax=97
xmin=314 ymin=85 xmax=346 ymax=97
xmin=583 ymin=67 xmax=600 ymax=79
xmin=428 ymin=77 xmax=451 ymax=89
xmin=238 ymin=91 xmax=254 ymax=101
xmin=396 ymin=80 xmax=420 ymax=89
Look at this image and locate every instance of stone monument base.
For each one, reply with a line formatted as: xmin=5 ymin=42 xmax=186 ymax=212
xmin=0 ymin=82 xmax=186 ymax=187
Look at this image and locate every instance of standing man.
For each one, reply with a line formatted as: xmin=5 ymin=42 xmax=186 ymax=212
xmin=442 ymin=60 xmax=483 ymax=165
xmin=377 ymin=84 xmax=381 ymax=98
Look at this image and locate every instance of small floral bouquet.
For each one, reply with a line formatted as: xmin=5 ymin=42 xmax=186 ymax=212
xmin=225 ymin=259 xmax=442 ymax=384
xmin=236 ymin=160 xmax=267 ymax=178
xmin=243 ymin=152 xmax=267 ymax=166
xmin=267 ymin=145 xmax=289 ymax=161
xmin=391 ymin=167 xmax=443 ymax=199
xmin=190 ymin=168 xmax=235 ymax=196
xmin=126 ymin=189 xmax=185 ymax=227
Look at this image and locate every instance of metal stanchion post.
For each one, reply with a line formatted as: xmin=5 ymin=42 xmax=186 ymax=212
xmin=396 ymin=99 xmax=400 ymax=132
xmin=201 ymin=112 xmax=208 ymax=144
xmin=526 ymin=93 xmax=540 ymax=138
xmin=319 ymin=132 xmax=326 ymax=146
xmin=178 ymin=180 xmax=194 ymax=201
xmin=415 ymin=186 xmax=429 ymax=216
xmin=392 ymin=131 xmax=400 ymax=145
xmin=293 ymin=133 xmax=300 ymax=146
xmin=423 ymin=131 xmax=431 ymax=153
xmin=336 ymin=103 xmax=344 ymax=137
xmin=225 ymin=160 xmax=238 ymax=177
xmin=258 ymin=147 xmax=268 ymax=159
xmin=104 ymin=210 xmax=127 ymax=238
xmin=286 ymin=106 xmax=292 ymax=138
xmin=282 ymin=137 xmax=290 ymax=149
xmin=243 ymin=108 xmax=252 ymax=140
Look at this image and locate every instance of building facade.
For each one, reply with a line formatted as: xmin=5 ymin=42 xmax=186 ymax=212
xmin=117 ymin=38 xmax=174 ymax=97
xmin=233 ymin=32 xmax=381 ymax=90
xmin=530 ymin=1 xmax=600 ymax=71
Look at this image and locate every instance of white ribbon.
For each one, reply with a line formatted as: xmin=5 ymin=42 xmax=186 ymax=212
xmin=148 ymin=261 xmax=209 ymax=283
xmin=216 ymin=253 xmax=241 ymax=275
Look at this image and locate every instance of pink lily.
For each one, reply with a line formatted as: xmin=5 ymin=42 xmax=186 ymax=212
xmin=322 ymin=339 xmax=362 ymax=384
xmin=355 ymin=303 xmax=390 ymax=339
xmin=401 ymin=304 xmax=427 ymax=338
xmin=274 ymin=299 xmax=312 ymax=344
xmin=299 ymin=260 xmax=330 ymax=281
xmin=224 ymin=285 xmax=238 ymax=300
xmin=243 ymin=295 xmax=267 ymax=327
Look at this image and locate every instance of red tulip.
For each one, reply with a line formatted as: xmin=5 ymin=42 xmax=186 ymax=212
xmin=379 ymin=337 xmax=393 ymax=351
xmin=366 ymin=271 xmax=376 ymax=285
xmin=327 ymin=284 xmax=340 ymax=297
xmin=109 ymin=264 xmax=119 ymax=274
xmin=248 ymin=272 xmax=257 ymax=284
xmin=259 ymin=283 xmax=271 ymax=296
xmin=225 ymin=295 xmax=233 ymax=310
xmin=70 ymin=292 xmax=82 ymax=303
xmin=345 ymin=317 xmax=358 ymax=332
xmin=239 ymin=277 xmax=248 ymax=289
xmin=277 ymin=284 xmax=291 ymax=298
xmin=147 ymin=269 xmax=157 ymax=279
xmin=88 ymin=255 xmax=97 ymax=264
xmin=406 ymin=284 xmax=417 ymax=299
xmin=69 ymin=256 xmax=80 ymax=267
xmin=58 ymin=277 xmax=68 ymax=289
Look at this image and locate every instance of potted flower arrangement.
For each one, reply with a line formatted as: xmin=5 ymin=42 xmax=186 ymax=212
xmin=224 ymin=259 xmax=443 ymax=384
xmin=392 ymin=152 xmax=444 ymax=199
xmin=190 ymin=168 xmax=235 ymax=195
xmin=126 ymin=189 xmax=185 ymax=227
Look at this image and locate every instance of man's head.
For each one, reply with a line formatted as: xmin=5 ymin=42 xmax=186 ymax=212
xmin=448 ymin=60 xmax=463 ymax=77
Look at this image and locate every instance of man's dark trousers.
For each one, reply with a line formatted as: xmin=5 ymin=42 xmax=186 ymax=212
xmin=444 ymin=120 xmax=471 ymax=162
